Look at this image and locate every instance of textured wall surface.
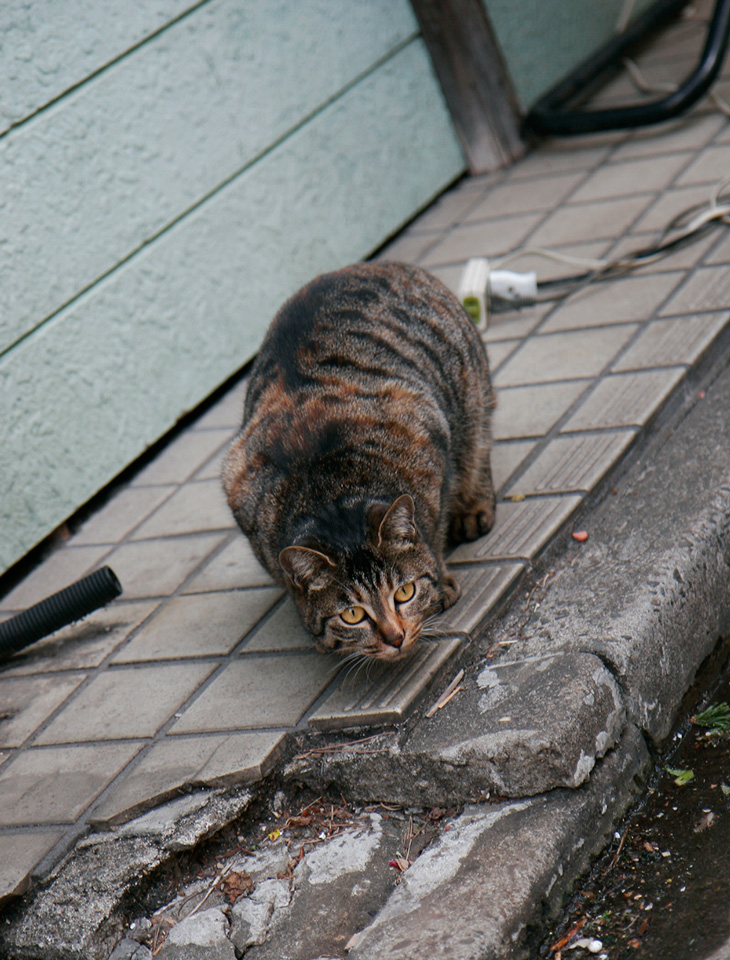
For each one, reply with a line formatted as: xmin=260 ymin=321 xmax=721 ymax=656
xmin=0 ymin=0 xmax=465 ymax=574
xmin=483 ymin=0 xmax=655 ymax=110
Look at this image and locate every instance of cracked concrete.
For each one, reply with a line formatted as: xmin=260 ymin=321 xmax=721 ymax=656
xmin=286 ymin=651 xmax=626 ymax=804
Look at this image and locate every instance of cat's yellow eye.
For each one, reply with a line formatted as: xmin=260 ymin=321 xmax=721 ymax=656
xmin=394 ymin=581 xmax=415 ymax=603
xmin=341 ymin=605 xmax=367 ymax=625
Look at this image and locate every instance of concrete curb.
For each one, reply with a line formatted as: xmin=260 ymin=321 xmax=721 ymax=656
xmin=286 ymin=651 xmax=626 ymax=805
xmin=348 ymin=726 xmax=650 ymax=960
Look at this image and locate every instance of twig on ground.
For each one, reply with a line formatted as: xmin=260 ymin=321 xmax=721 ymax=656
xmin=426 ymin=669 xmax=465 ymax=717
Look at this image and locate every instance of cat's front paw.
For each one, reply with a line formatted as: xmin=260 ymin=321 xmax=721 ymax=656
xmin=449 ymin=501 xmax=495 ymax=543
xmin=441 ymin=573 xmax=461 ymax=611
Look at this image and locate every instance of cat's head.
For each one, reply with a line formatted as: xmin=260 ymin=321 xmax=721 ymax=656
xmin=279 ymin=495 xmax=443 ymax=661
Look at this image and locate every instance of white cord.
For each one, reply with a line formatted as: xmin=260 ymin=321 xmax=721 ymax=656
xmin=491 ymin=247 xmax=609 ymax=271
xmin=482 ymin=173 xmax=730 ymax=296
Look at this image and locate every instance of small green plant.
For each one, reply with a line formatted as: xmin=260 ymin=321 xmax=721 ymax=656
xmin=665 ymin=767 xmax=695 ymax=786
xmin=692 ymin=701 xmax=730 ymax=736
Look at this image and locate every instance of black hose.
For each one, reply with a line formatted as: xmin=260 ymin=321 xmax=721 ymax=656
xmin=0 ymin=566 xmax=122 ymax=662
xmin=525 ymin=0 xmax=730 ymax=135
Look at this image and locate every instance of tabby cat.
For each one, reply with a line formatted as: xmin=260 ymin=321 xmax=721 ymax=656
xmin=222 ymin=261 xmax=495 ymax=661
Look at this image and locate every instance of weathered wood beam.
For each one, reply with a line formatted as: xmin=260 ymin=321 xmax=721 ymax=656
xmin=411 ymin=0 xmax=525 ymax=173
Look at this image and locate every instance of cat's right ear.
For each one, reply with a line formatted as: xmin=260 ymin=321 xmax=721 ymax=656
xmin=279 ymin=546 xmax=335 ymax=591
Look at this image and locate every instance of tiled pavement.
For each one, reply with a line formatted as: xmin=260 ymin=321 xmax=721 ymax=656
xmin=2 ymin=7 xmax=730 ymax=909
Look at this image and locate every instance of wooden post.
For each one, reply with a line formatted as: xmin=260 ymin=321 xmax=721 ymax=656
xmin=410 ymin=0 xmax=525 ymax=173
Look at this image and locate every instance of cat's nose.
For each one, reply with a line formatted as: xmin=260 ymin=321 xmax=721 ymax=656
xmin=381 ymin=625 xmax=405 ymax=648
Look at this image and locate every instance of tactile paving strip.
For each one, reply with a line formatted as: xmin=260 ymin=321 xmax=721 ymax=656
xmin=309 ymin=636 xmax=462 ymax=730
xmin=448 ymin=496 xmax=583 ymax=563
xmin=506 ymin=431 xmax=635 ymax=495
xmin=613 ymin=312 xmax=730 ymax=370
xmin=561 ymin=368 xmax=686 ymax=430
xmin=438 ymin=563 xmax=525 ymax=635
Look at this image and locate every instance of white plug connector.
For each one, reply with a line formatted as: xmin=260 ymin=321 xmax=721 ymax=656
xmin=458 ymin=257 xmax=537 ymax=330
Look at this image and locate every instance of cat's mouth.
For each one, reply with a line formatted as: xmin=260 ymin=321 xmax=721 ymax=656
xmin=372 ymin=626 xmax=421 ymax=662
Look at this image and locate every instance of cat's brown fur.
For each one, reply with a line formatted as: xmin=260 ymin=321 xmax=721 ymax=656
xmin=222 ymin=261 xmax=495 ymax=661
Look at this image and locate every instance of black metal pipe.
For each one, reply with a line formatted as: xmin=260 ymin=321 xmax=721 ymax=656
xmin=0 ymin=566 xmax=122 ymax=661
xmin=525 ymin=0 xmax=730 ymax=136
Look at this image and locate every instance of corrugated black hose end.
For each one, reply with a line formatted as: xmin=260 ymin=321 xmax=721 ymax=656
xmin=0 ymin=566 xmax=123 ymax=662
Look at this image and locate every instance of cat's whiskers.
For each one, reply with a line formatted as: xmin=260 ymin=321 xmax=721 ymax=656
xmin=337 ymin=652 xmax=370 ymax=687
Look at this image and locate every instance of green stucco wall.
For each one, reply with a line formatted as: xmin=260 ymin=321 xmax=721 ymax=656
xmin=0 ymin=0 xmax=466 ymax=574
xmin=483 ymin=0 xmax=656 ymax=111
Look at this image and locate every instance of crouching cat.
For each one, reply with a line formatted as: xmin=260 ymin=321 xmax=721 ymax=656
xmin=222 ymin=261 xmax=495 ymax=661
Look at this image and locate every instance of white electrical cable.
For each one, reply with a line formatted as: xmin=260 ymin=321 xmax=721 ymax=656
xmin=491 ymin=247 xmax=610 ymax=271
xmin=461 ymin=173 xmax=730 ymax=316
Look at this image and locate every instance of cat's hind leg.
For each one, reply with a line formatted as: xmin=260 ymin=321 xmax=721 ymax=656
xmin=448 ymin=471 xmax=496 ymax=543
xmin=448 ymin=417 xmax=496 ymax=543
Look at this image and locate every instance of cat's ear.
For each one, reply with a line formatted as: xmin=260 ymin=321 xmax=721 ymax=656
xmin=378 ymin=494 xmax=416 ymax=548
xmin=279 ymin=546 xmax=335 ymax=591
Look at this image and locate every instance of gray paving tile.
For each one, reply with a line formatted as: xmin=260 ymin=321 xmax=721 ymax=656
xmin=492 ymin=381 xmax=589 ymax=439
xmin=487 ymin=339 xmax=521 ymax=370
xmin=113 ymin=589 xmax=282 ymax=662
xmin=484 ymin=303 xmax=552 ymax=342
xmin=70 ymin=486 xmax=177 ymax=546
xmin=89 ymin=730 xmax=286 ymax=826
xmin=0 ymin=674 xmax=86 ymax=747
xmin=101 ymin=532 xmax=227 ymax=599
xmin=420 ymin=213 xmax=543 ymax=267
xmin=463 ymin=171 xmax=584 ymax=220
xmin=659 ymin=269 xmax=730 ymax=315
xmin=0 ymin=742 xmax=142 ymax=825
xmin=0 ymin=546 xmax=111 ymax=613
xmin=611 ymin=114 xmax=726 ymax=161
xmin=504 ymin=142 xmax=616 ymax=181
xmin=706 ymin=231 xmax=730 ymax=264
xmin=192 ymin=382 xmax=247 ymax=431
xmin=182 ymin=536 xmax=276 ymax=592
xmin=561 ymin=369 xmax=686 ymax=431
xmin=494 ymin=325 xmax=638 ymax=387
xmin=528 ymin=195 xmax=653 ymax=247
xmin=540 ymin=272 xmax=683 ymax=332
xmin=308 ymin=637 xmax=462 ymax=730
xmin=427 ymin=263 xmax=464 ymax=294
xmin=169 ymin=654 xmax=338 ymax=733
xmin=242 ymin=599 xmax=313 ymax=653
xmin=438 ymin=564 xmax=525 ymax=634
xmin=130 ymin=479 xmax=235 ymax=540
xmin=675 ymin=143 xmax=730 ymax=185
xmin=491 ymin=440 xmax=537 ymax=492
xmin=567 ymin=153 xmax=689 ymax=204
xmin=505 ymin=431 xmax=635 ymax=496
xmin=0 ymin=830 xmax=65 ymax=904
xmin=35 ymin=663 xmax=216 ymax=744
xmin=376 ymin=229 xmax=441 ymax=264
xmin=409 ymin=180 xmax=495 ymax=232
xmin=613 ymin=313 xmax=730 ymax=370
xmin=0 ymin=601 xmax=160 ymax=677
xmin=131 ymin=428 xmax=233 ymax=487
xmin=448 ymin=495 xmax=583 ymax=563
xmin=192 ymin=442 xmax=234 ymax=482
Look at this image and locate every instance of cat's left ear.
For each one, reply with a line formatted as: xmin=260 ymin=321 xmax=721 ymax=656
xmin=378 ymin=494 xmax=417 ymax=548
xmin=279 ymin=546 xmax=335 ymax=591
